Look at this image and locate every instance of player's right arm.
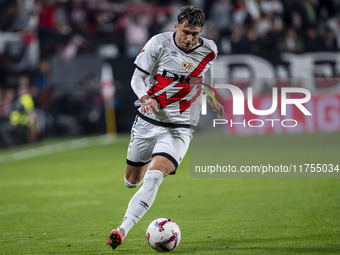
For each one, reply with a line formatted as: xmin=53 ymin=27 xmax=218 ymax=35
xmin=132 ymin=34 xmax=164 ymax=114
xmin=131 ymin=68 xmax=159 ymax=114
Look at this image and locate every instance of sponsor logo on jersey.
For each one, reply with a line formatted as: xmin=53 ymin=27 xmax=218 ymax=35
xmin=182 ymin=62 xmax=193 ymax=72
xmin=171 ymin=51 xmax=178 ymax=57
xmin=147 ymin=51 xmax=216 ymax=114
xmin=160 ymin=69 xmax=202 ymax=84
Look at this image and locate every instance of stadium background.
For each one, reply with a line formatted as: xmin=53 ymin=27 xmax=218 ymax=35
xmin=0 ymin=0 xmax=339 ymax=144
xmin=0 ymin=1 xmax=339 ymax=254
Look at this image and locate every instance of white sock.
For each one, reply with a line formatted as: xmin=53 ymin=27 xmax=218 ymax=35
xmin=119 ymin=170 xmax=164 ymax=237
xmin=124 ymin=175 xmax=143 ymax=188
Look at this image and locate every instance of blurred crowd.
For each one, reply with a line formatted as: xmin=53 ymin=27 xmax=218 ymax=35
xmin=0 ymin=0 xmax=340 ymax=147
xmin=1 ymin=0 xmax=339 ymax=57
xmin=207 ymin=0 xmax=340 ymax=54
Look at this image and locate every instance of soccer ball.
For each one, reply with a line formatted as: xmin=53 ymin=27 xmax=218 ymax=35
xmin=146 ymin=218 xmax=181 ymax=252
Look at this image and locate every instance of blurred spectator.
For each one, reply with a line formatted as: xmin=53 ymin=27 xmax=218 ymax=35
xmin=327 ymin=13 xmax=340 ymax=49
xmin=125 ymin=10 xmax=151 ymax=58
xmin=207 ymin=0 xmax=232 ymax=52
xmin=204 ymin=21 xmax=225 ymax=51
xmin=290 ymin=11 xmax=303 ymax=33
xmin=0 ymin=75 xmax=36 ymax=147
xmin=65 ymin=0 xmax=95 ymax=38
xmin=209 ymin=0 xmax=232 ymax=35
xmin=318 ymin=0 xmax=337 ymax=21
xmin=296 ymin=0 xmax=318 ymax=29
xmin=0 ymin=1 xmax=21 ymax=32
xmin=246 ymin=28 xmax=261 ymax=54
xmin=243 ymin=0 xmax=260 ymax=21
xmin=159 ymin=2 xmax=182 ymax=33
xmin=230 ymin=25 xmax=248 ymax=53
xmin=35 ymin=59 xmax=50 ymax=92
xmin=16 ymin=0 xmax=38 ymax=31
xmin=232 ymin=0 xmax=248 ymax=26
xmin=10 ymin=76 xmax=34 ymax=125
xmin=277 ymin=27 xmax=304 ymax=53
xmin=304 ymin=27 xmax=322 ymax=52
xmin=257 ymin=11 xmax=283 ymax=37
xmin=94 ymin=10 xmax=117 ymax=42
xmin=259 ymin=0 xmax=283 ymax=16
xmin=59 ymin=34 xmax=88 ymax=61
xmin=260 ymin=25 xmax=280 ymax=55
xmin=0 ymin=87 xmax=15 ymax=123
xmin=322 ymin=27 xmax=339 ymax=51
xmin=0 ymin=88 xmax=4 ymax=121
xmin=38 ymin=0 xmax=71 ymax=58
xmin=34 ymin=59 xmax=52 ymax=112
xmin=3 ymin=88 xmax=15 ymax=117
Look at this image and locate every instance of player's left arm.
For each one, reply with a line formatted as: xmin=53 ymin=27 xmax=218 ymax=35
xmin=204 ymin=67 xmax=224 ymax=118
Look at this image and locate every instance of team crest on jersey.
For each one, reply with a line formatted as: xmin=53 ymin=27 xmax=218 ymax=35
xmin=182 ymin=62 xmax=193 ymax=72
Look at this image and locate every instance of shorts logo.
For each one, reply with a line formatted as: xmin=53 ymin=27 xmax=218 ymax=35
xmin=182 ymin=62 xmax=193 ymax=72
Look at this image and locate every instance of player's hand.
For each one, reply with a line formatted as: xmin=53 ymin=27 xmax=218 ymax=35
xmin=208 ymin=97 xmax=224 ymax=118
xmin=140 ymin=95 xmax=159 ymax=114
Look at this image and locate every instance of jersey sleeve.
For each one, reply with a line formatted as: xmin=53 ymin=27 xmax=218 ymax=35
xmin=207 ymin=39 xmax=218 ymax=62
xmin=202 ymin=39 xmax=218 ymax=85
xmin=134 ymin=35 xmax=161 ymax=75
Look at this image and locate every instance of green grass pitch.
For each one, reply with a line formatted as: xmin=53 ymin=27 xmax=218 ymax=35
xmin=0 ymin=133 xmax=339 ymax=254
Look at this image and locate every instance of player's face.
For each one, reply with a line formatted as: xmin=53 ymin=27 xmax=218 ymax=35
xmin=175 ymin=22 xmax=203 ymax=52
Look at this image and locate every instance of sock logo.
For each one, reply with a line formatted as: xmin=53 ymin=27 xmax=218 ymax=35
xmin=139 ymin=201 xmax=149 ymax=210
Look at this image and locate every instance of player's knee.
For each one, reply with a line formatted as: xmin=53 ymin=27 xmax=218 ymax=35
xmin=124 ymin=175 xmax=143 ymax=188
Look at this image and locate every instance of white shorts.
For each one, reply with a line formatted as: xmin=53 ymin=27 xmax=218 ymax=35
xmin=126 ymin=116 xmax=193 ymax=174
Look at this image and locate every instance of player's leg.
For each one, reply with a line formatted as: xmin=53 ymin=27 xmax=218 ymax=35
xmin=110 ymin=128 xmax=192 ymax=244
xmin=123 ymin=116 xmax=154 ymax=188
xmin=124 ymin=164 xmax=148 ymax=188
xmin=117 ymin=156 xmax=175 ymax=238
xmin=107 ymin=125 xmax=192 ymax=250
xmin=124 ymin=153 xmax=175 ymax=187
xmin=147 ymin=155 xmax=177 ymax=177
xmin=107 ymin=159 xmax=169 ymax=250
xmin=107 ymin=161 xmax=167 ymax=250
xmin=107 ymin=118 xmax=155 ymax=250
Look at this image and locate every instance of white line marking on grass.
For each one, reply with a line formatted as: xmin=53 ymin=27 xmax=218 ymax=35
xmin=0 ymin=135 xmax=115 ymax=164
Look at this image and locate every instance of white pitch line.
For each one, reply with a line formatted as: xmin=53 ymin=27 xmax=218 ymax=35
xmin=0 ymin=135 xmax=115 ymax=164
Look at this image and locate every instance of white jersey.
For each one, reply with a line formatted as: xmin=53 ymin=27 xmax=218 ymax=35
xmin=134 ymin=32 xmax=217 ymax=127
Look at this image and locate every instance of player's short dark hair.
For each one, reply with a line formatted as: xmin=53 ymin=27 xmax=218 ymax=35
xmin=177 ymin=5 xmax=205 ymax=27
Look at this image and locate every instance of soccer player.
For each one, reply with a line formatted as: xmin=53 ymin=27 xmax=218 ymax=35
xmin=107 ymin=5 xmax=223 ymax=250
